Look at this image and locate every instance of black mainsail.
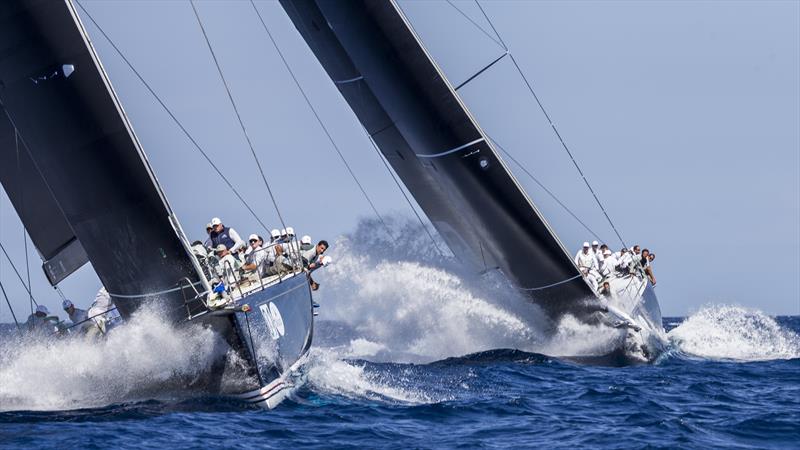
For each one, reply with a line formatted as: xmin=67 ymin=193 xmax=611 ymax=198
xmin=280 ymin=0 xmax=595 ymax=316
xmin=0 ymin=106 xmax=89 ymax=285
xmin=0 ymin=0 xmax=204 ymax=320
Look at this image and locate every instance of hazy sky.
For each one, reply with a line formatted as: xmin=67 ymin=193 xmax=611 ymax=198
xmin=1 ymin=0 xmax=797 ymax=321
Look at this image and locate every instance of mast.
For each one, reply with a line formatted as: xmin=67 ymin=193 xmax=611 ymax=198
xmin=0 ymin=0 xmax=206 ymax=320
xmin=279 ymin=0 xmax=595 ymax=316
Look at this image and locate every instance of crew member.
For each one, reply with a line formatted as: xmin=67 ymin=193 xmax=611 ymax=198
xmin=214 ymin=244 xmax=242 ymax=285
xmin=243 ymin=234 xmax=268 ymax=277
xmin=25 ymin=304 xmax=57 ymax=334
xmin=209 ymin=217 xmax=245 ymax=257
xmin=62 ymin=299 xmax=94 ymax=334
xmin=574 ymin=242 xmax=599 ymax=291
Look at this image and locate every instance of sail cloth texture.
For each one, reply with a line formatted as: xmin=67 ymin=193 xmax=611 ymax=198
xmin=0 ymin=0 xmax=201 ymax=321
xmin=280 ymin=0 xmax=595 ymax=315
xmin=0 ymin=104 xmax=89 ymax=285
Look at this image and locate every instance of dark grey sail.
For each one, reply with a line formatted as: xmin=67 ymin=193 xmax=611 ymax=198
xmin=280 ymin=0 xmax=594 ymax=316
xmin=0 ymin=0 xmax=202 ymax=321
xmin=0 ymin=106 xmax=89 ymax=285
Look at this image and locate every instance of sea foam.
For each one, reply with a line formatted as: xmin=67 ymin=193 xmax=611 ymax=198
xmin=668 ymin=305 xmax=800 ymax=361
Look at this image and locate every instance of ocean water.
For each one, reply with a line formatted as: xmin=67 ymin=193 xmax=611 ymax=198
xmin=1 ymin=220 xmax=798 ymax=449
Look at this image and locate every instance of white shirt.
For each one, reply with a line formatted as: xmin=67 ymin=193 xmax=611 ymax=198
xmin=216 ymin=254 xmax=241 ymax=285
xmin=600 ymin=253 xmax=618 ymax=276
xmin=574 ymin=250 xmax=598 ymax=272
xmin=245 ymin=245 xmax=268 ymax=274
xmin=226 ymin=228 xmax=246 ymax=254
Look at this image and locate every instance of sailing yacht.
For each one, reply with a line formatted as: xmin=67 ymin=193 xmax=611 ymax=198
xmin=279 ymin=0 xmax=666 ymax=362
xmin=0 ymin=0 xmax=314 ymax=408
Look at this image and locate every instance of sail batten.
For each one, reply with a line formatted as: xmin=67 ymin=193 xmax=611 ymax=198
xmin=281 ymin=0 xmax=595 ymax=314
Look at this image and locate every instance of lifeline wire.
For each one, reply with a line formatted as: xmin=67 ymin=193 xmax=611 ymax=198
xmin=473 ymin=0 xmax=629 ymax=249
xmin=75 ymin=1 xmax=271 ymax=233
xmin=250 ymin=0 xmax=397 ymax=241
xmin=190 ymin=1 xmax=288 ymax=230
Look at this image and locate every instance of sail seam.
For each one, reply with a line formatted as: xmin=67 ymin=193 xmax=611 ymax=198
xmin=416 ymin=137 xmax=484 ymax=158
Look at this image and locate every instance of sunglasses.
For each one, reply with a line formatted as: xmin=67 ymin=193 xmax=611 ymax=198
xmin=249 ymin=239 xmax=258 ymax=243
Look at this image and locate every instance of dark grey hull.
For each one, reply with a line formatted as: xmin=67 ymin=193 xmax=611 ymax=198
xmin=187 ymin=273 xmax=314 ymax=407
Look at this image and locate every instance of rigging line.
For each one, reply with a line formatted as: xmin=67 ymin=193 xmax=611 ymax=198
xmin=0 ymin=241 xmax=38 ymax=305
xmin=475 ymin=1 xmax=628 ymax=249
xmin=444 ymin=0 xmax=505 ymax=51
xmin=14 ymin=128 xmax=34 ymax=315
xmin=23 ymin=229 xmax=33 ymax=315
xmin=250 ymin=0 xmax=396 ymax=240
xmin=363 ymin=128 xmax=445 ymax=257
xmin=75 ymin=1 xmax=270 ymax=233
xmin=190 ymin=1 xmax=287 ymax=230
xmin=487 ymin=135 xmax=603 ymax=243
xmin=0 ymin=279 xmax=21 ymax=332
xmin=474 ymin=1 xmax=508 ymax=51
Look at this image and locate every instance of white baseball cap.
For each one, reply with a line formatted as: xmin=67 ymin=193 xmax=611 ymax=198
xmin=280 ymin=228 xmax=287 ymax=236
xmin=286 ymin=227 xmax=295 ymax=236
xmin=36 ymin=304 xmax=49 ymax=315
xmin=215 ymin=244 xmax=227 ymax=252
xmin=210 ymin=217 xmax=222 ymax=226
xmin=248 ymin=234 xmax=259 ymax=241
xmin=205 ymin=223 xmax=213 ymax=229
xmin=270 ymin=229 xmax=280 ymax=238
xmin=603 ymin=249 xmax=612 ymax=256
xmin=592 ymin=240 xmax=599 ymax=246
xmin=582 ymin=242 xmax=590 ymax=248
xmin=62 ymin=299 xmax=74 ymax=310
xmin=301 ymin=235 xmax=312 ymax=245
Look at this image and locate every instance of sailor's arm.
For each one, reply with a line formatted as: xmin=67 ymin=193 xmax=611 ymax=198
xmin=228 ymin=228 xmax=246 ymax=253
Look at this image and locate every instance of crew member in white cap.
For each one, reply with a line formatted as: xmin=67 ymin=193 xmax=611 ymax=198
xmin=214 ymin=244 xmax=241 ymax=285
xmin=269 ymin=229 xmax=281 ymax=244
xmin=300 ymin=235 xmax=313 ymax=252
xmin=591 ymin=240 xmax=600 ymax=257
xmin=243 ymin=234 xmax=268 ymax=277
xmin=599 ymin=249 xmax=618 ymax=278
xmin=25 ymin=304 xmax=58 ymax=334
xmin=62 ymin=299 xmax=89 ymax=331
xmin=209 ymin=217 xmax=245 ymax=258
xmin=574 ymin=242 xmax=599 ymax=291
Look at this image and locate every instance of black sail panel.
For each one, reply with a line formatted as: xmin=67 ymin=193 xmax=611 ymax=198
xmin=0 ymin=105 xmax=89 ymax=285
xmin=0 ymin=0 xmax=201 ymax=320
xmin=281 ymin=0 xmax=594 ymax=314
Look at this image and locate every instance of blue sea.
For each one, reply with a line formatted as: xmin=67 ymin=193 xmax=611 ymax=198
xmin=0 ymin=312 xmax=798 ymax=449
